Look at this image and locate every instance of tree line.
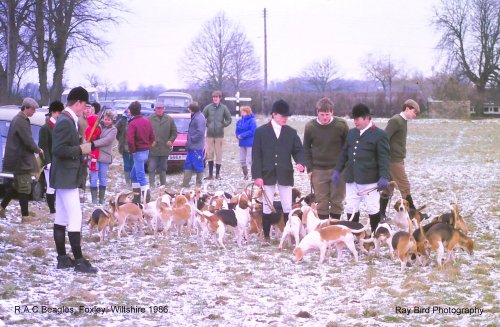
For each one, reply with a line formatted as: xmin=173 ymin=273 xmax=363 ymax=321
xmin=1 ymin=0 xmax=498 ymax=113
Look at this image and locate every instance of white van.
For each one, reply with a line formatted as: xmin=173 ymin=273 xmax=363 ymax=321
xmin=61 ymin=87 xmax=99 ymax=105
xmin=156 ymin=92 xmax=192 ymax=113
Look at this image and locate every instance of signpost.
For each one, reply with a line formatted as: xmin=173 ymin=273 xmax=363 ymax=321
xmin=224 ymin=91 xmax=252 ymax=117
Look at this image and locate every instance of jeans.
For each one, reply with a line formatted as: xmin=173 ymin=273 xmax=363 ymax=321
xmin=89 ymin=162 xmax=110 ymax=187
xmin=122 ymin=151 xmax=133 ymax=173
xmin=130 ymin=150 xmax=149 ymax=186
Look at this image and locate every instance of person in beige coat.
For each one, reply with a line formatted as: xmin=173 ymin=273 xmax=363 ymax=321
xmin=147 ymin=102 xmax=177 ymax=187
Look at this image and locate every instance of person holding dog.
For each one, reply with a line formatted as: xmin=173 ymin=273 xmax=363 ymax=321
xmin=380 ymin=99 xmax=424 ymax=221
xmin=202 ymin=90 xmax=232 ymax=180
xmin=303 ymin=97 xmax=348 ymax=220
xmin=38 ymin=100 xmax=64 ymax=214
xmin=332 ymin=103 xmax=390 ymax=233
xmin=50 ymin=86 xmax=97 ymax=273
xmin=252 ymin=99 xmax=305 ymax=242
xmin=0 ymin=98 xmax=44 ymax=222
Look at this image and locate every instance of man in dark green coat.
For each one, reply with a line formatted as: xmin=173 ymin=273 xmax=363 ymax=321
xmin=202 ymin=90 xmax=232 ymax=180
xmin=333 ymin=103 xmax=390 ymax=233
xmin=147 ymin=102 xmax=177 ymax=187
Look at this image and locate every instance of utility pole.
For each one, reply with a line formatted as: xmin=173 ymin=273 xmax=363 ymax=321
xmin=263 ymin=8 xmax=268 ymax=115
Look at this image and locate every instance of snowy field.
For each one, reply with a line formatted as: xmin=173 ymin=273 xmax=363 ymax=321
xmin=0 ymin=116 xmax=499 ymax=326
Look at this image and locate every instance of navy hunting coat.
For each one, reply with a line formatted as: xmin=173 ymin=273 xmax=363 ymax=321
xmin=251 ymin=121 xmax=305 ymax=186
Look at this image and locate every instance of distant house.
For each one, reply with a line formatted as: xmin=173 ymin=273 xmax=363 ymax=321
xmin=470 ymin=90 xmax=500 ymax=116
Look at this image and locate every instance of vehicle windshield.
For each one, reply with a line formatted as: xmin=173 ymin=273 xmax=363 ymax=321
xmin=157 ymin=96 xmax=190 ymax=108
xmin=173 ymin=117 xmax=190 ymax=133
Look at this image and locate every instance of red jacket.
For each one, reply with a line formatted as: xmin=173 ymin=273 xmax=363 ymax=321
xmin=126 ymin=115 xmax=155 ymax=153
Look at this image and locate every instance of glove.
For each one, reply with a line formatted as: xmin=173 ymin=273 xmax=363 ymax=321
xmin=90 ymin=141 xmax=96 ymax=151
xmin=331 ymin=170 xmax=341 ymax=187
xmin=80 ymin=142 xmax=92 ymax=155
xmin=377 ymin=177 xmax=389 ymax=191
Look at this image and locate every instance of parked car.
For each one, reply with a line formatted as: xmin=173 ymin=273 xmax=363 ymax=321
xmin=113 ymin=100 xmax=155 ymax=120
xmin=0 ymin=106 xmax=47 ymax=200
xmin=167 ymin=113 xmax=191 ymax=171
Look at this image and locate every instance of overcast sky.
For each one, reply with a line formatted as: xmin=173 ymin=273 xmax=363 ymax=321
xmin=65 ymin=0 xmax=442 ymax=91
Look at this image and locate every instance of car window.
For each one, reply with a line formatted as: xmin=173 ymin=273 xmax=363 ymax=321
xmin=173 ymin=117 xmax=190 ymax=133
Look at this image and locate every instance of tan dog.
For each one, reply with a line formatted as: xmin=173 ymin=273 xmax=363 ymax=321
xmin=87 ymin=208 xmax=114 ymax=243
xmin=158 ymin=194 xmax=192 ymax=236
xmin=292 ymin=225 xmax=361 ymax=264
xmin=392 ymin=199 xmax=427 ymax=232
xmin=109 ymin=199 xmax=144 ymax=238
xmin=425 ymin=222 xmax=474 ymax=268
xmin=430 ymin=204 xmax=468 ymax=235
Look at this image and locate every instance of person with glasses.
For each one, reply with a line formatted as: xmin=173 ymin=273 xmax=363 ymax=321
xmin=0 ymin=98 xmax=44 ymax=223
xmin=202 ymin=90 xmax=232 ymax=180
xmin=380 ymin=99 xmax=425 ymax=221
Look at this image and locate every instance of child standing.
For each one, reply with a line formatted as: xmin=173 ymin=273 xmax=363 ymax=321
xmin=235 ymin=106 xmax=256 ymax=180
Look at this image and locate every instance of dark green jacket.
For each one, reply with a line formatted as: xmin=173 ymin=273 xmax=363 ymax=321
xmin=202 ymin=103 xmax=232 ymax=138
xmin=335 ymin=124 xmax=390 ymax=184
xmin=148 ymin=114 xmax=177 ymax=157
xmin=385 ymin=114 xmax=408 ymax=162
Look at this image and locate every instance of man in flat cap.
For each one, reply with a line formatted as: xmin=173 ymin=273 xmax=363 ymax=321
xmin=380 ymin=99 xmax=425 ymax=221
xmin=0 ymin=98 xmax=43 ymax=222
xmin=50 ymin=86 xmax=97 ymax=273
xmin=332 ymin=103 xmax=390 ymax=234
xmin=202 ymin=90 xmax=232 ymax=180
xmin=252 ymin=99 xmax=305 ymax=243
xmin=147 ymin=101 xmax=177 ymax=187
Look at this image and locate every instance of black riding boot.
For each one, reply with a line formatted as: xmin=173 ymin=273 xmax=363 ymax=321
xmin=346 ymin=212 xmax=360 ymax=222
xmin=369 ymin=212 xmax=381 ymax=234
xmin=262 ymin=213 xmax=271 ymax=241
xmin=380 ymin=195 xmax=390 ymax=222
xmin=47 ymin=193 xmax=56 ymax=214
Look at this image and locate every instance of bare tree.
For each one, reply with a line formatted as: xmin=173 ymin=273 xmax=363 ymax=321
xmin=361 ymin=54 xmax=401 ymax=108
xmin=21 ymin=0 xmax=124 ymax=104
xmin=180 ymin=12 xmax=260 ymax=92
xmin=0 ymin=0 xmax=33 ymax=103
xmin=86 ymin=73 xmax=101 ymax=88
xmin=302 ymin=57 xmax=340 ymax=93
xmin=433 ymin=0 xmax=500 ymax=92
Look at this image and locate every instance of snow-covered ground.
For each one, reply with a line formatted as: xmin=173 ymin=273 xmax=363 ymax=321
xmin=1 ymin=116 xmax=498 ymax=326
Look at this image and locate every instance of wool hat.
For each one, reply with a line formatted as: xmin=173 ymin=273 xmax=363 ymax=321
xmin=21 ymin=97 xmax=39 ymax=109
xmin=154 ymin=101 xmax=165 ymax=108
xmin=48 ymin=100 xmax=64 ymax=113
xmin=271 ymin=99 xmax=291 ymax=116
xmin=352 ymin=103 xmax=371 ymax=118
xmin=67 ymin=86 xmax=89 ymax=103
xmin=403 ymin=99 xmax=420 ymax=113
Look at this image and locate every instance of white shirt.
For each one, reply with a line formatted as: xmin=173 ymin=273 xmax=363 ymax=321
xmin=400 ymin=112 xmax=408 ymax=120
xmin=316 ymin=117 xmax=334 ymax=125
xmin=271 ymin=119 xmax=282 ymax=139
xmin=64 ymin=108 xmax=79 ymax=130
xmin=359 ymin=121 xmax=373 ymax=136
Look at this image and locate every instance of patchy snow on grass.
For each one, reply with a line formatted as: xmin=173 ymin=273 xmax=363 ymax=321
xmin=0 ymin=117 xmax=498 ymax=326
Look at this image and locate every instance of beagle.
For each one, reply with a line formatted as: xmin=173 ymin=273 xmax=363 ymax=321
xmin=278 ymin=207 xmax=306 ymax=249
xmin=391 ymin=215 xmax=418 ymax=272
xmin=392 ymin=199 xmax=426 ymax=231
xmin=87 ymin=208 xmax=114 ymax=243
xmin=109 ymin=199 xmax=144 ymax=239
xmin=430 ymin=204 xmax=469 ymax=235
xmin=425 ymin=222 xmax=474 ymax=267
xmin=292 ymin=225 xmax=362 ymax=264
xmin=361 ymin=222 xmax=394 ymax=258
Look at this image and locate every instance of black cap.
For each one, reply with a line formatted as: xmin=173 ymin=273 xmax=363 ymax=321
xmin=271 ymin=99 xmax=291 ymax=116
xmin=48 ymin=100 xmax=64 ymax=113
xmin=67 ymin=86 xmax=89 ymax=103
xmin=352 ymin=103 xmax=371 ymax=118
